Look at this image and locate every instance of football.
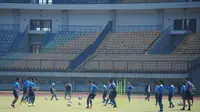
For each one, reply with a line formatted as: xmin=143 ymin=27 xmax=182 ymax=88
xmin=67 ymin=103 xmax=72 ymax=107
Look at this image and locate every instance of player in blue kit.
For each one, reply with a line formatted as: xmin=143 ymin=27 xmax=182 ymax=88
xmin=180 ymin=83 xmax=186 ymax=106
xmin=20 ymin=78 xmax=31 ymax=105
xmin=104 ymin=80 xmax=116 ymax=106
xmin=145 ymin=83 xmax=151 ymax=101
xmin=11 ymin=78 xmax=20 ymax=108
xmin=168 ymin=82 xmax=175 ymax=108
xmin=108 ymin=79 xmax=117 ymax=108
xmin=155 ymin=81 xmax=159 ymax=106
xmin=181 ymin=78 xmax=195 ymax=111
xmin=127 ymin=82 xmax=134 ymax=102
xmin=86 ymin=80 xmax=98 ymax=109
xmin=157 ymin=81 xmax=164 ymax=112
xmin=28 ymin=78 xmax=38 ymax=107
xmin=102 ymin=82 xmax=108 ymax=103
xmin=50 ymin=81 xmax=58 ymax=101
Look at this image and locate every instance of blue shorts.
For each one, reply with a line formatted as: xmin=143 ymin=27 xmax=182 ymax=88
xmin=168 ymin=94 xmax=173 ymax=101
xmin=28 ymin=89 xmax=35 ymax=97
xmin=158 ymin=95 xmax=163 ymax=102
xmin=155 ymin=93 xmax=158 ymax=99
xmin=185 ymin=91 xmax=192 ymax=100
xmin=103 ymin=91 xmax=108 ymax=98
xmin=88 ymin=93 xmax=96 ymax=99
xmin=109 ymin=91 xmax=117 ymax=99
xmin=13 ymin=90 xmax=19 ymax=98
xmin=23 ymin=88 xmax=28 ymax=95
xmin=127 ymin=91 xmax=131 ymax=96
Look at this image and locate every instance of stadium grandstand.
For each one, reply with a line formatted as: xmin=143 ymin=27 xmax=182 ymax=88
xmin=0 ymin=0 xmax=200 ymax=95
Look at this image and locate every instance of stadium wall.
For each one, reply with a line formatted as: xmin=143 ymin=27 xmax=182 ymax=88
xmin=1 ymin=9 xmax=200 ymax=33
xmin=68 ymin=10 xmax=112 ymax=26
xmin=0 ymin=2 xmax=200 ymax=10
xmin=0 ymin=10 xmax=17 ymax=25
xmin=19 ymin=10 xmax=62 ymax=33
xmin=116 ymin=10 xmax=158 ymax=26
xmin=0 ymin=72 xmax=186 ymax=93
xmin=163 ymin=8 xmax=200 ymax=32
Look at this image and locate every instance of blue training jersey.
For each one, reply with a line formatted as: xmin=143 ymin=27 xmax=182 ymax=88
xmin=168 ymin=84 xmax=175 ymax=95
xmin=181 ymin=85 xmax=186 ymax=94
xmin=186 ymin=81 xmax=194 ymax=91
xmin=28 ymin=82 xmax=36 ymax=90
xmin=127 ymin=85 xmax=134 ymax=92
xmin=13 ymin=82 xmax=19 ymax=91
xmin=110 ymin=82 xmax=116 ymax=92
xmin=103 ymin=84 xmax=108 ymax=92
xmin=90 ymin=84 xmax=98 ymax=93
xmin=23 ymin=80 xmax=30 ymax=89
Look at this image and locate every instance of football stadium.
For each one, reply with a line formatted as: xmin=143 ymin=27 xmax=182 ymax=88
xmin=0 ymin=0 xmax=200 ymax=112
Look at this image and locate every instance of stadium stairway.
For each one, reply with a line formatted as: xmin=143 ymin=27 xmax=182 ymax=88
xmin=145 ymin=25 xmax=191 ymax=54
xmin=9 ymin=33 xmax=24 ymax=53
xmin=67 ymin=21 xmax=113 ymax=72
xmin=8 ymin=26 xmax=29 ymax=53
xmin=40 ymin=32 xmax=57 ymax=53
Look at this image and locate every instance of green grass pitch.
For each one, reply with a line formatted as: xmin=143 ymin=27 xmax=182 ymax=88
xmin=0 ymin=93 xmax=200 ymax=112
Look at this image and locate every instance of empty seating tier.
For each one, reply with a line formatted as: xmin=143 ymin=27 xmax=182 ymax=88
xmin=41 ymin=31 xmax=99 ymax=55
xmin=98 ymin=31 xmax=160 ymax=54
xmin=0 ymin=53 xmax=74 ymax=71
xmin=173 ymin=33 xmax=200 ymax=54
xmin=0 ymin=30 xmax=18 ymax=53
xmin=79 ymin=54 xmax=199 ymax=73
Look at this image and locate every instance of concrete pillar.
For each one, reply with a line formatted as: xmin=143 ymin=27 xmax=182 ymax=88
xmin=12 ymin=9 xmax=20 ymax=31
xmin=110 ymin=10 xmax=116 ymax=32
xmin=156 ymin=9 xmax=164 ymax=32
xmin=61 ymin=10 xmax=69 ymax=31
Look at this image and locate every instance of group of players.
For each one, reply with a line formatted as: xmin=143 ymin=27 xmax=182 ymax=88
xmin=11 ymin=78 xmax=39 ymax=108
xmin=143 ymin=78 xmax=195 ymax=112
xmin=11 ymin=77 xmax=195 ymax=112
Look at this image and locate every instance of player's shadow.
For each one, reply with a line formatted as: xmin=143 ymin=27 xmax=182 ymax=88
xmin=144 ymin=110 xmax=158 ymax=112
xmin=170 ymin=109 xmax=185 ymax=111
xmin=0 ymin=106 xmax=13 ymax=110
xmin=72 ymin=107 xmax=84 ymax=110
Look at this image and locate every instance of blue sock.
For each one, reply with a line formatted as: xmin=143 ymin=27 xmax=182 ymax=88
xmin=21 ymin=95 xmax=25 ymax=102
xmin=24 ymin=95 xmax=28 ymax=101
xmin=28 ymin=97 xmax=32 ymax=104
xmin=105 ymin=98 xmax=109 ymax=104
xmin=90 ymin=99 xmax=92 ymax=106
xmin=128 ymin=95 xmax=131 ymax=102
xmin=113 ymin=99 xmax=117 ymax=107
xmin=32 ymin=96 xmax=35 ymax=104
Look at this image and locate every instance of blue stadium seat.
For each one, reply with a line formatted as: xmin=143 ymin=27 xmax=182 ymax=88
xmin=0 ymin=30 xmax=18 ymax=53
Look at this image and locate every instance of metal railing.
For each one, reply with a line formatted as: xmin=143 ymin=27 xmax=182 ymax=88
xmin=117 ymin=25 xmax=162 ymax=32
xmin=174 ymin=49 xmax=200 ymax=54
xmin=81 ymin=60 xmax=189 ymax=73
xmin=144 ymin=25 xmax=172 ymax=53
xmin=58 ymin=25 xmax=103 ymax=32
xmin=0 ymin=58 xmax=71 ymax=71
xmin=188 ymin=56 xmax=200 ymax=71
xmin=98 ymin=49 xmax=146 ymax=54
xmin=0 ymin=58 xmax=190 ymax=73
xmin=0 ymin=24 xmax=19 ymax=31
xmin=0 ymin=0 xmax=196 ymax=4
xmin=40 ymin=48 xmax=83 ymax=54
